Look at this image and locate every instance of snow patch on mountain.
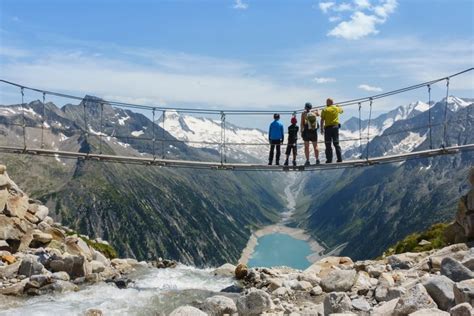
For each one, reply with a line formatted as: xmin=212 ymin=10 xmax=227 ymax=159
xmin=384 ymin=132 xmax=427 ymax=156
xmin=131 ymin=130 xmax=144 ymax=137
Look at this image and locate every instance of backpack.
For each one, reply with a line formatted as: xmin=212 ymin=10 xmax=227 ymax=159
xmin=306 ymin=112 xmax=318 ymax=130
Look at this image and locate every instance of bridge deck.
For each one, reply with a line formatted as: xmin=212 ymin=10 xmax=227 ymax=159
xmin=0 ymin=144 xmax=472 ymax=172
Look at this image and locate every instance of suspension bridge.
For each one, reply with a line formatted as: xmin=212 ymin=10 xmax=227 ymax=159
xmin=0 ymin=68 xmax=473 ymax=172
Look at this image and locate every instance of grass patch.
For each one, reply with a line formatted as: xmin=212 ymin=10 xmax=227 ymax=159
xmin=383 ymin=223 xmax=450 ymax=257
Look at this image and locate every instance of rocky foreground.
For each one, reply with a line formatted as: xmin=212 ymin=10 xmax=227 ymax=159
xmin=1 ymin=163 xmax=473 ymax=316
xmin=0 ymin=165 xmax=175 ymax=302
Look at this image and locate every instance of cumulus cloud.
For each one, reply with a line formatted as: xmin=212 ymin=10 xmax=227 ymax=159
xmin=318 ymin=0 xmax=398 ymax=40
xmin=358 ymin=84 xmax=382 ymax=92
xmin=233 ymin=0 xmax=248 ymax=10
xmin=328 ymin=11 xmax=379 ymax=40
xmin=314 ymin=77 xmax=336 ymax=83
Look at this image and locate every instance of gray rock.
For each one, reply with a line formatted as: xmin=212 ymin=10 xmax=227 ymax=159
xmin=0 ymin=215 xmax=24 ymax=240
xmin=441 ymin=257 xmax=474 ymax=282
xmin=323 ymin=292 xmax=352 ymax=314
xmin=375 ymin=286 xmax=405 ymax=302
xmin=462 ymin=257 xmax=474 ymax=271
xmin=394 ymin=284 xmax=438 ymax=316
xmin=321 ymin=269 xmax=357 ymax=292
xmin=18 ymin=255 xmax=44 ymax=277
xmin=90 ymin=260 xmax=106 ymax=273
xmin=213 ymin=263 xmax=236 ymax=277
xmin=5 ymin=194 xmax=29 ymax=219
xmin=423 ymin=275 xmax=455 ymax=311
xmin=0 ymin=261 xmax=20 ymax=279
xmin=0 ymin=279 xmax=28 ymax=296
xmin=372 ymin=298 xmax=399 ymax=316
xmin=236 ymin=289 xmax=273 ymax=315
xmin=30 ymin=274 xmax=52 ymax=287
xmin=32 ymin=230 xmax=53 ymax=244
xmin=49 ymin=255 xmax=86 ymax=279
xmin=408 ymin=308 xmax=449 ymax=315
xmin=388 ymin=254 xmax=414 ymax=270
xmin=201 ymin=295 xmax=237 ymax=316
xmin=449 ymin=302 xmax=474 ymax=316
xmin=352 ymin=297 xmax=371 ymax=312
xmin=294 ymin=280 xmax=313 ymax=291
xmin=272 ymin=286 xmax=294 ymax=297
xmin=0 ymin=189 xmax=8 ymax=211
xmin=169 ymin=306 xmax=207 ymax=316
xmin=51 ymin=271 xmax=70 ymax=281
xmin=454 ymin=279 xmax=474 ymax=305
xmin=34 ymin=205 xmax=49 ymax=221
xmin=50 ymin=280 xmax=79 ymax=293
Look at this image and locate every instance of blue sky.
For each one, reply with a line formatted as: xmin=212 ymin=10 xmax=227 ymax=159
xmin=0 ymin=0 xmax=473 ymax=126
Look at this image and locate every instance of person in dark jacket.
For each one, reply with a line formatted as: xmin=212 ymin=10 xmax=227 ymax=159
xmin=284 ymin=116 xmax=299 ymax=167
xmin=268 ymin=113 xmax=284 ymax=165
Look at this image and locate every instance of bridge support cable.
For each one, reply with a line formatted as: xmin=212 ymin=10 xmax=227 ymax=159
xmin=82 ymin=99 xmax=89 ymax=155
xmin=20 ymin=87 xmax=26 ymax=150
xmin=442 ymin=78 xmax=450 ymax=148
xmin=220 ymin=111 xmax=226 ymax=164
xmin=358 ymin=102 xmax=362 ymax=158
xmin=366 ymin=98 xmax=373 ymax=160
xmin=41 ymin=92 xmax=46 ymax=149
xmin=99 ymin=102 xmax=104 ymax=154
xmin=427 ymin=84 xmax=433 ymax=149
xmin=162 ymin=110 xmax=166 ymax=159
xmin=152 ymin=108 xmax=156 ymax=160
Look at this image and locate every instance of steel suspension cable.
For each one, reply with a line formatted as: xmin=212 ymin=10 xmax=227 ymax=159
xmin=82 ymin=99 xmax=89 ymax=154
xmin=442 ymin=78 xmax=450 ymax=148
xmin=427 ymin=84 xmax=433 ymax=149
xmin=358 ymin=102 xmax=362 ymax=157
xmin=366 ymin=98 xmax=373 ymax=160
xmin=99 ymin=102 xmax=104 ymax=154
xmin=152 ymin=108 xmax=156 ymax=159
xmin=20 ymin=87 xmax=26 ymax=149
xmin=41 ymin=92 xmax=46 ymax=149
xmin=162 ymin=110 xmax=166 ymax=159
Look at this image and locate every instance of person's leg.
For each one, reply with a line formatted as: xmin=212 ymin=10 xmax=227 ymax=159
xmin=269 ymin=143 xmax=275 ymax=165
xmin=325 ymin=128 xmax=333 ymax=163
xmin=292 ymin=145 xmax=297 ymax=163
xmin=333 ymin=127 xmax=342 ymax=162
xmin=304 ymin=141 xmax=310 ymax=162
xmin=284 ymin=145 xmax=291 ymax=165
xmin=276 ymin=144 xmax=281 ymax=165
xmin=312 ymin=142 xmax=319 ymax=161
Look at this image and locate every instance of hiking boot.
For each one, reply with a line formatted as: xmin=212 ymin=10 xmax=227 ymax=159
xmin=316 ymin=159 xmax=320 ymax=165
xmin=283 ymin=160 xmax=289 ymax=166
xmin=268 ymin=162 xmax=272 ymax=165
xmin=336 ymin=159 xmax=343 ymax=163
xmin=304 ymin=160 xmax=310 ymax=166
xmin=292 ymin=160 xmax=297 ymax=167
xmin=325 ymin=160 xmax=332 ymax=164
xmin=276 ymin=162 xmax=280 ymax=166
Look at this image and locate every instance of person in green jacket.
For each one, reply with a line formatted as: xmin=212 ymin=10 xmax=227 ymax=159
xmin=321 ymin=98 xmax=343 ymax=163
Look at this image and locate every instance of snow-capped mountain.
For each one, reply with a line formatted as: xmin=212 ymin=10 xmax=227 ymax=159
xmin=341 ymin=96 xmax=473 ymax=158
xmin=157 ymin=110 xmax=270 ymax=163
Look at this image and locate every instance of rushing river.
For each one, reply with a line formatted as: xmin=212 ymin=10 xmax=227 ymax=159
xmin=0 ymin=266 xmax=234 ymax=316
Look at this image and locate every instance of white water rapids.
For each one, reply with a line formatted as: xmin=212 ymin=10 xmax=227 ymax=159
xmin=0 ymin=265 xmax=235 ymax=315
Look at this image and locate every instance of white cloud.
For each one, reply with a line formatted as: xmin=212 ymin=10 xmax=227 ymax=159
xmin=319 ymin=2 xmax=335 ymax=13
xmin=0 ymin=46 xmax=30 ymax=58
xmin=233 ymin=0 xmax=248 ymax=10
xmin=328 ymin=11 xmax=380 ymax=40
xmin=319 ymin=0 xmax=398 ymax=40
xmin=354 ymin=0 xmax=371 ymax=9
xmin=358 ymin=84 xmax=382 ymax=92
xmin=1 ymin=49 xmax=325 ymax=109
xmin=314 ymin=77 xmax=336 ymax=83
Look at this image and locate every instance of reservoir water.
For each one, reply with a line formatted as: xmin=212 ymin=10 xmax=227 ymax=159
xmin=247 ymin=233 xmax=312 ymax=270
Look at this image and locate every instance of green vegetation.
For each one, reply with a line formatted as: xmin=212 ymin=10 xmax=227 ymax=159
xmin=383 ymin=223 xmax=449 ymax=257
xmin=81 ymin=237 xmax=118 ymax=259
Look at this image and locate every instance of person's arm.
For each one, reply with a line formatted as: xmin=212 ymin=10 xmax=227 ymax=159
xmin=280 ymin=123 xmax=284 ymax=143
xmin=320 ymin=111 xmax=325 ymax=135
xmin=339 ymin=106 xmax=343 ymax=114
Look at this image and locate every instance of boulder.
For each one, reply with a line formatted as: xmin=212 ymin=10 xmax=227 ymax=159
xmin=0 ymin=240 xmax=10 ymax=251
xmin=272 ymin=286 xmax=294 ymax=297
xmin=18 ymin=255 xmax=44 ymax=277
xmin=65 ymin=237 xmax=93 ymax=260
xmin=311 ymin=285 xmax=323 ymax=295
xmin=422 ymin=275 xmax=455 ymax=311
xmin=353 ymin=271 xmax=374 ymax=295
xmin=2 ymin=254 xmax=16 ymax=264
xmin=441 ymin=257 xmax=474 ymax=282
xmin=0 ymin=215 xmax=24 ymax=240
xmin=92 ymin=249 xmax=109 ymax=266
xmin=351 ymin=297 xmax=371 ymax=312
xmin=5 ymin=194 xmax=29 ymax=219
xmin=453 ymin=279 xmax=474 ymax=305
xmin=372 ymin=298 xmax=399 ymax=316
xmin=169 ymin=306 xmax=207 ymax=316
xmin=50 ymin=280 xmax=79 ymax=293
xmin=294 ymin=280 xmax=313 ymax=291
xmin=0 ymin=279 xmax=28 ymax=296
xmin=236 ymin=289 xmax=273 ymax=315
xmin=320 ymin=269 xmax=357 ymax=292
xmin=0 ymin=189 xmax=9 ymax=212
xmin=85 ymin=309 xmax=103 ymax=316
xmin=375 ymin=286 xmax=405 ymax=302
xmin=367 ymin=264 xmax=388 ymax=278
xmin=90 ymin=260 xmax=106 ymax=274
xmin=33 ymin=205 xmax=49 ymax=221
xmin=408 ymin=308 xmax=449 ymax=315
xmin=31 ymin=230 xmax=53 ymax=244
xmin=265 ymin=278 xmax=283 ymax=292
xmin=297 ymin=272 xmax=321 ymax=286
xmin=51 ymin=271 xmax=70 ymax=281
xmin=0 ymin=260 xmax=20 ymax=278
xmin=323 ymin=292 xmax=352 ymax=314
xmin=24 ymin=212 xmax=40 ymax=224
xmin=388 ymin=253 xmax=416 ymax=270
xmin=213 ymin=263 xmax=236 ymax=277
xmin=449 ymin=302 xmax=474 ymax=316
xmin=29 ymin=274 xmax=52 ymax=287
xmin=305 ymin=256 xmax=353 ymax=277
xmin=235 ymin=263 xmax=248 ymax=280
xmin=49 ymin=255 xmax=87 ymax=279
xmin=201 ymin=295 xmax=237 ymax=316
xmin=394 ymin=284 xmax=438 ymax=315
xmin=44 ymin=227 xmax=66 ymax=242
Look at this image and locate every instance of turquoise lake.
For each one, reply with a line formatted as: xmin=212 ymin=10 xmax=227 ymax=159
xmin=247 ymin=233 xmax=312 ymax=270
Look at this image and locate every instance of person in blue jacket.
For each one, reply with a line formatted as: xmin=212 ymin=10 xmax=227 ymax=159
xmin=268 ymin=113 xmax=284 ymax=165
